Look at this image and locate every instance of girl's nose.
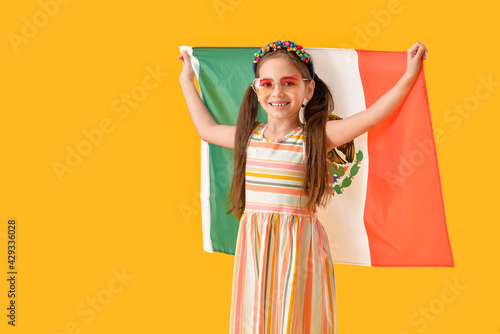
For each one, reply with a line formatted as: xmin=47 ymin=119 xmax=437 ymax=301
xmin=271 ymin=82 xmax=284 ymax=96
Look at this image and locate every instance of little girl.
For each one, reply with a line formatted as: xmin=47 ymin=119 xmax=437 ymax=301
xmin=178 ymin=40 xmax=427 ymax=334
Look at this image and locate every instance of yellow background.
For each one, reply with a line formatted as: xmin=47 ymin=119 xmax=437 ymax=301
xmin=1 ymin=0 xmax=498 ymax=333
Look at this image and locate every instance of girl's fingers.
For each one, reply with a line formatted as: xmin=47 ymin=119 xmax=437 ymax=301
xmin=404 ymin=42 xmax=427 ymax=78
xmin=408 ymin=42 xmax=421 ymax=56
xmin=408 ymin=42 xmax=428 ymax=61
xmin=181 ymin=50 xmax=190 ymax=61
xmin=415 ymin=45 xmax=424 ymax=59
xmin=178 ymin=50 xmax=191 ymax=63
xmin=420 ymin=44 xmax=428 ymax=60
xmin=416 ymin=44 xmax=427 ymax=61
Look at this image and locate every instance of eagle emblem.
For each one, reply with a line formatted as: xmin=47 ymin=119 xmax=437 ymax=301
xmin=327 ymin=113 xmax=364 ymax=196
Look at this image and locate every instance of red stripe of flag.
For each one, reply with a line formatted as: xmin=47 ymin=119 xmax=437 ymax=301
xmin=356 ymin=50 xmax=454 ymax=267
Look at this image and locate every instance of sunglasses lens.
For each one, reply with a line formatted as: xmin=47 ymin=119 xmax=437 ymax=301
xmin=252 ymin=78 xmax=273 ymax=96
xmin=280 ymin=75 xmax=301 ymax=93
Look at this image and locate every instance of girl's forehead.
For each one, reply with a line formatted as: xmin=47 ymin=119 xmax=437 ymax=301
xmin=258 ymin=57 xmax=302 ymax=78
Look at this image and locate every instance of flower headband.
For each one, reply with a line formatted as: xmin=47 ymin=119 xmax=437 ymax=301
xmin=252 ymin=40 xmax=315 ymax=78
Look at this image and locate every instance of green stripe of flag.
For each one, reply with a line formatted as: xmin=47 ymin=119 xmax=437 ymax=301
xmin=193 ymin=47 xmax=267 ymax=254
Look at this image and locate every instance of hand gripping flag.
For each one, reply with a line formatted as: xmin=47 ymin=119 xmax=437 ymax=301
xmin=180 ymin=45 xmax=454 ymax=267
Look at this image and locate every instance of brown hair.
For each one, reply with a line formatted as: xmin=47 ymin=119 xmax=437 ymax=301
xmin=224 ymin=49 xmax=334 ymax=219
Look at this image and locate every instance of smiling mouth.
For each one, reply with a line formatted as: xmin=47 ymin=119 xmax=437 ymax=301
xmin=269 ymin=102 xmax=290 ymax=107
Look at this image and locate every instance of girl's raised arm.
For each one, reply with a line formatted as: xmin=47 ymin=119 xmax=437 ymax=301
xmin=325 ymin=42 xmax=428 ymax=151
xmin=178 ymin=50 xmax=236 ymax=149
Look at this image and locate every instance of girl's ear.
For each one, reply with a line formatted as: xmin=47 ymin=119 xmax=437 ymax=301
xmin=307 ymin=79 xmax=315 ymax=98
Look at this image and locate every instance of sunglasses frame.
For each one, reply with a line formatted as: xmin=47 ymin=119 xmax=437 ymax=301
xmin=250 ymin=74 xmax=311 ymax=97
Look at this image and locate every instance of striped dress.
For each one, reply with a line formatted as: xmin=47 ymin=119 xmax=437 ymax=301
xmin=229 ymin=122 xmax=337 ymax=334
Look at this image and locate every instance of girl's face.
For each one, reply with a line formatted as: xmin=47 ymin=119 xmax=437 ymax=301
xmin=256 ymin=57 xmax=315 ymax=124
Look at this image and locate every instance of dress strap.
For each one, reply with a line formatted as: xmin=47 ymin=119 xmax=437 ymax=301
xmin=246 ymin=122 xmax=266 ymax=148
xmin=252 ymin=122 xmax=266 ymax=138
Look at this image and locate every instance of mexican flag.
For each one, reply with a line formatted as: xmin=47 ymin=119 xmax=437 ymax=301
xmin=180 ymin=45 xmax=454 ymax=267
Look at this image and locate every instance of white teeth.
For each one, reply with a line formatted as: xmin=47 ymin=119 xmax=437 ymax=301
xmin=270 ymin=102 xmax=289 ymax=106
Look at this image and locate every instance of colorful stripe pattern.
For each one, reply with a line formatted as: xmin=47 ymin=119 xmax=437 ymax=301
xmin=229 ymin=122 xmax=337 ymax=334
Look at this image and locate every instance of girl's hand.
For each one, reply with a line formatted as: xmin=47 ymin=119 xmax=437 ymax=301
xmin=178 ymin=50 xmax=195 ymax=84
xmin=405 ymin=42 xmax=428 ymax=79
